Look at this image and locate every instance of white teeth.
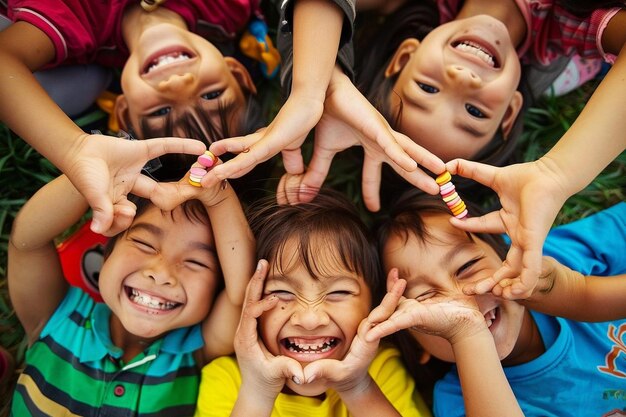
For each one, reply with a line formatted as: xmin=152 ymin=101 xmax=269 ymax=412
xmin=146 ymin=53 xmax=191 ymax=73
xmin=455 ymin=42 xmax=495 ymax=67
xmin=285 ymin=338 xmax=337 ymax=354
xmin=484 ymin=309 xmax=496 ymax=328
xmin=130 ymin=289 xmax=178 ymax=310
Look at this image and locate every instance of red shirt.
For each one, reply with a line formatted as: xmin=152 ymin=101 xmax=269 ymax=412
xmin=7 ymin=0 xmax=259 ymax=67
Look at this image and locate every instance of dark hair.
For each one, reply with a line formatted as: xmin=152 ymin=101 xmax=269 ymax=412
xmin=375 ymin=188 xmax=509 ymax=406
xmin=125 ymin=93 xmax=264 ymax=182
xmin=248 ymin=188 xmax=384 ymax=305
xmin=104 ymin=196 xmax=212 ymax=259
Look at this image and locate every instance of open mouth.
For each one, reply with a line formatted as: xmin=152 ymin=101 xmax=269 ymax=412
xmin=452 ymin=40 xmax=499 ymax=68
xmin=484 ymin=307 xmax=499 ymax=328
xmin=142 ymin=51 xmax=193 ymax=75
xmin=126 ymin=286 xmax=181 ymax=311
xmin=282 ymin=337 xmax=339 ymax=354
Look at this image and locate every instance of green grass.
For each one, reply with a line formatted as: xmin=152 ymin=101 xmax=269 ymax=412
xmin=0 ymin=76 xmax=624 ymax=414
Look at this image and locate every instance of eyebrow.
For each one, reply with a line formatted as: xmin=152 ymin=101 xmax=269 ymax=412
xmin=266 ymin=273 xmax=361 ymax=287
xmin=128 ymin=222 xmax=216 ymax=254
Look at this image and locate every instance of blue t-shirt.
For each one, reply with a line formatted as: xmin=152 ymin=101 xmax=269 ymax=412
xmin=434 ymin=202 xmax=626 ymax=416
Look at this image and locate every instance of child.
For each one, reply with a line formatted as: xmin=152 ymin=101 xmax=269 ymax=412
xmin=194 ymin=189 xmax=432 ymax=417
xmin=7 ymin=163 xmax=255 ymax=415
xmin=370 ymin=190 xmax=626 ymax=415
xmin=206 ymin=0 xmax=445 ymax=212
xmin=0 ymin=0 xmax=263 ymax=225
xmin=362 ymin=1 xmax=625 ymax=162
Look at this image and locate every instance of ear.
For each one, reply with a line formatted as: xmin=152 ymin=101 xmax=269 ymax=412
xmin=501 ymin=90 xmax=523 ymax=138
xmin=385 ymin=38 xmax=420 ymax=78
xmin=225 ymin=57 xmax=257 ymax=95
xmin=114 ymin=94 xmax=130 ymax=131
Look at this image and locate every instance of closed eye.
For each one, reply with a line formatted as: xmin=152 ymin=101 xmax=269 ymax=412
xmin=131 ymin=238 xmax=156 ymax=253
xmin=326 ymin=291 xmax=353 ymax=301
xmin=414 ymin=290 xmax=436 ymax=302
xmin=268 ymin=290 xmax=296 ymax=301
xmin=457 ymin=257 xmax=481 ymax=276
xmin=185 ymin=259 xmax=210 ymax=270
xmin=417 ymin=82 xmax=439 ymax=94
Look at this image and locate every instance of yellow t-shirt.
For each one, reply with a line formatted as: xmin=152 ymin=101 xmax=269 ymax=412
xmin=195 ymin=345 xmax=432 ymax=417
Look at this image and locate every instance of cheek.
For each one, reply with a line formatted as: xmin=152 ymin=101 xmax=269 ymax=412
xmin=412 ymin=332 xmax=456 ymax=363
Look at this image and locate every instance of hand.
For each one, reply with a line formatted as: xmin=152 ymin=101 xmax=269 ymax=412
xmin=447 ymin=158 xmax=570 ymax=299
xmin=63 ymin=133 xmax=206 ymax=236
xmin=235 ymin=260 xmax=305 ymax=402
xmin=286 ymin=69 xmax=444 ymax=211
xmin=208 ymin=92 xmax=324 ymax=180
xmin=365 ymin=270 xmax=486 ymax=345
xmin=302 ymin=274 xmax=406 ymax=395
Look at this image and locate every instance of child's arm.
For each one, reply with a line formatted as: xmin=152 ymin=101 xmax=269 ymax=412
xmin=195 ymin=172 xmax=256 ymax=361
xmin=7 ymin=175 xmax=94 ymax=343
xmin=0 ymin=22 xmax=206 ymax=236
xmin=447 ymin=11 xmax=626 ymax=300
xmin=519 ymin=257 xmax=626 ymax=321
xmin=275 ymin=66 xmax=445 ymax=211
xmin=365 ymin=270 xmax=524 ymax=417
xmin=209 ymin=0 xmax=343 ymax=180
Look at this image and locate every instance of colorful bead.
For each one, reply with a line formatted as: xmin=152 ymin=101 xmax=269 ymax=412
xmin=437 ymin=171 xmax=468 ymax=219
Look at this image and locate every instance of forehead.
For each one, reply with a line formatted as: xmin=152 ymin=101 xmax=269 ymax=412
xmin=131 ymin=204 xmax=213 ymax=237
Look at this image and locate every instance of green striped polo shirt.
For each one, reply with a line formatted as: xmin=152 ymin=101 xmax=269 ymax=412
xmin=11 ymin=286 xmax=204 ymax=416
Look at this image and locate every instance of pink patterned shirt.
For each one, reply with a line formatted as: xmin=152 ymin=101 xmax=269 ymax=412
xmin=437 ymin=0 xmax=622 ymax=66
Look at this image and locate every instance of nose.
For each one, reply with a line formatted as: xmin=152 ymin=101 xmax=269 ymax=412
xmin=446 ymin=65 xmax=482 ymax=88
xmin=289 ymin=303 xmax=330 ymax=330
xmin=144 ymin=258 xmax=178 ymax=286
xmin=157 ymin=72 xmax=197 ymax=97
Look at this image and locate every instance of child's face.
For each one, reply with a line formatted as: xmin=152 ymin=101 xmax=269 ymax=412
xmin=387 ymin=14 xmax=523 ymax=161
xmin=259 ymin=238 xmax=372 ymax=395
xmin=120 ymin=23 xmax=252 ymax=137
xmin=99 ymin=204 xmax=219 ymax=340
xmin=382 ymin=212 xmax=533 ymax=364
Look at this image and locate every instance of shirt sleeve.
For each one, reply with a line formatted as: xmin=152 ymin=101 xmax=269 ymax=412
xmin=369 ymin=346 xmax=433 ymax=417
xmin=273 ymin=0 xmax=355 ymax=96
xmin=543 ymin=202 xmax=626 ymax=276
xmin=195 ymin=356 xmax=242 ymax=417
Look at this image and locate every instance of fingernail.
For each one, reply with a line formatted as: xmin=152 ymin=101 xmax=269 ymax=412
xmin=256 ymin=260 xmax=263 ymax=272
xmin=292 ymin=376 xmax=301 ymax=385
xmin=305 ymin=375 xmax=316 ymax=384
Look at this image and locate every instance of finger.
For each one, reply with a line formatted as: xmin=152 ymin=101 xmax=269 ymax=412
xmin=274 ymin=356 xmax=305 ymax=385
xmin=373 ymin=129 xmax=417 ymax=173
xmin=463 ymin=277 xmax=498 ymax=295
xmin=283 ymin=174 xmax=305 ymax=205
xmin=364 ymin=311 xmax=417 ymax=342
xmin=302 ymin=359 xmax=335 ymax=384
xmin=366 ymin=279 xmax=406 ymax=326
xmin=142 ymin=137 xmax=206 ymax=160
xmin=449 ymin=211 xmax=506 ymax=234
xmin=105 ymin=200 xmax=137 ymax=236
xmin=212 ymin=140 xmax=276 ymax=180
xmin=386 ymin=268 xmax=399 ymax=293
xmin=392 ymin=158 xmax=441 ymax=195
xmin=361 ymin=156 xmax=383 ymax=212
xmin=281 ymin=147 xmax=305 ymax=175
xmin=301 ymin=146 xmax=335 ymax=197
xmin=446 ymin=158 xmax=498 ymax=189
xmin=209 ymin=133 xmax=263 ymax=156
xmin=88 ymin=194 xmax=115 ymax=235
xmin=395 ymin=133 xmax=445 ymax=179
xmin=276 ymin=174 xmax=289 ymax=205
